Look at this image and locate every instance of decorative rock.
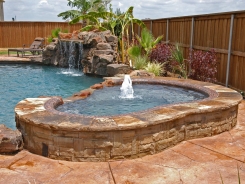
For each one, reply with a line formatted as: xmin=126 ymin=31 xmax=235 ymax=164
xmin=79 ymin=91 xmax=91 ymax=98
xmin=103 ymin=79 xmax=116 ymax=87
xmin=88 ymin=36 xmax=103 ymax=46
xmin=46 ymin=45 xmax=56 ymax=51
xmin=97 ymin=43 xmax=112 ymax=50
xmin=107 ymin=64 xmax=131 ymax=77
xmin=0 ymin=124 xmax=23 ymax=154
xmin=51 ymin=38 xmax=59 ymax=44
xmin=93 ymin=50 xmax=114 ymax=56
xmin=91 ymin=83 xmax=104 ymax=90
xmin=105 ymin=35 xmax=118 ymax=43
xmin=59 ymin=33 xmax=72 ymax=39
xmin=130 ymin=70 xmax=155 ymax=77
xmin=71 ymin=30 xmax=80 ymax=40
xmin=79 ymin=31 xmax=107 ymax=45
xmin=98 ymin=54 xmax=114 ymax=63
xmin=90 ymin=55 xmax=114 ymax=76
xmin=77 ymin=31 xmax=88 ymax=40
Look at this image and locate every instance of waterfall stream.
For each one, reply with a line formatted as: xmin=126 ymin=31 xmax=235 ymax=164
xmin=58 ymin=40 xmax=83 ymax=76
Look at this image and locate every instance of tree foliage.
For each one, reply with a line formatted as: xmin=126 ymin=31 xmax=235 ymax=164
xmin=69 ymin=6 xmax=146 ymax=63
xmin=58 ymin=0 xmax=111 ymax=20
xmin=136 ymin=28 xmax=163 ymax=56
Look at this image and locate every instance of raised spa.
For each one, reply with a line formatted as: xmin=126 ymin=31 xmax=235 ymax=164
xmin=15 ymin=77 xmax=242 ymax=162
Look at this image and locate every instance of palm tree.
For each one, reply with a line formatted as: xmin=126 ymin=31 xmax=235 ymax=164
xmin=136 ymin=28 xmax=163 ymax=56
xmin=58 ymin=0 xmax=111 ymax=21
xmin=69 ymin=11 xmax=116 ymax=31
xmin=118 ymin=7 xmax=146 ymax=63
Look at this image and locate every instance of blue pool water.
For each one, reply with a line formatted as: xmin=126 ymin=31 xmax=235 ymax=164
xmin=57 ymin=84 xmax=208 ymax=116
xmin=0 ymin=64 xmax=103 ymax=129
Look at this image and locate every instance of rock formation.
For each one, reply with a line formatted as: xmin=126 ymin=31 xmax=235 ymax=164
xmin=42 ymin=30 xmax=119 ymax=76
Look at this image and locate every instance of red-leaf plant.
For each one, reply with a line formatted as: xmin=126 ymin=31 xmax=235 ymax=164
xmin=188 ymin=49 xmax=217 ymax=83
xmin=149 ymin=42 xmax=172 ymax=73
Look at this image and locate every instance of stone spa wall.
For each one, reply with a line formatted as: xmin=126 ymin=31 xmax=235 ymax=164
xmin=15 ymin=77 xmax=243 ymax=162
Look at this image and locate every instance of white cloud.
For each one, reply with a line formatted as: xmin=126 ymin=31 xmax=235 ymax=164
xmin=38 ymin=0 xmax=49 ymax=6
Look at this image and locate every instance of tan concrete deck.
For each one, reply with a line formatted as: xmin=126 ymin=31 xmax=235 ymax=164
xmin=0 ymin=101 xmax=244 ymax=183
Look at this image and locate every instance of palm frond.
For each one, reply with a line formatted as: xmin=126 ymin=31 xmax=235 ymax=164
xmin=57 ymin=10 xmax=80 ymax=20
xmin=131 ymin=18 xmax=146 ymax=29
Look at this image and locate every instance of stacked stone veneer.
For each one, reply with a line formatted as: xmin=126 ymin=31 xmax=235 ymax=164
xmin=15 ymin=77 xmax=243 ymax=162
xmin=42 ymin=30 xmax=118 ymax=76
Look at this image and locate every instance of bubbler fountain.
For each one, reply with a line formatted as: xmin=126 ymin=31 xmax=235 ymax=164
xmin=119 ymin=75 xmax=134 ymax=99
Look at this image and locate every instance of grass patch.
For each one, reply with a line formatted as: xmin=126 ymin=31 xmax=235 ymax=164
xmin=0 ymin=49 xmax=34 ymax=56
xmin=0 ymin=50 xmax=8 ymax=55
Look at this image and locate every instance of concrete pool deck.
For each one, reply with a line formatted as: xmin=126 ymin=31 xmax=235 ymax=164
xmin=0 ymin=100 xmax=244 ymax=183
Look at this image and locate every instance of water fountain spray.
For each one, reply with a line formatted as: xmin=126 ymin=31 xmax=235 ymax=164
xmin=120 ymin=75 xmax=134 ymax=98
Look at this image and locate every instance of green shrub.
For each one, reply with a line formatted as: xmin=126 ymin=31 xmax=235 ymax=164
xmin=170 ymin=44 xmax=187 ymax=79
xmin=47 ymin=28 xmax=68 ymax=43
xmin=136 ymin=28 xmax=163 ymax=56
xmin=133 ymin=55 xmax=148 ymax=70
xmin=127 ymin=45 xmax=141 ymax=60
xmin=144 ymin=62 xmax=165 ymax=76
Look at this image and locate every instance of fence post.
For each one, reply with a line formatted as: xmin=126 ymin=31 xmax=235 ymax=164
xmin=138 ymin=25 xmax=140 ymax=36
xmin=188 ymin=17 xmax=195 ymax=75
xmin=190 ymin=17 xmax=194 ymax=50
xmin=150 ymin=20 xmax=153 ymax=33
xmin=225 ymin=14 xmax=234 ymax=87
xmin=166 ymin=19 xmax=169 ymax=42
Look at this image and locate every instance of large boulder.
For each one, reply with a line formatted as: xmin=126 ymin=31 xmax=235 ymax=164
xmin=93 ymin=50 xmax=115 ymax=56
xmin=59 ymin=33 xmax=72 ymax=39
xmin=42 ymin=38 xmax=59 ymax=65
xmin=107 ymin=64 xmax=131 ymax=77
xmin=105 ymin=35 xmax=118 ymax=43
xmin=97 ymin=43 xmax=112 ymax=50
xmin=78 ymin=30 xmax=110 ymax=45
xmin=0 ymin=124 xmax=23 ymax=154
xmin=91 ymin=55 xmax=114 ymax=75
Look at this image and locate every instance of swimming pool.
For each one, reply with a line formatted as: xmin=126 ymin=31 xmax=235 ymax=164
xmin=0 ymin=64 xmax=103 ymax=129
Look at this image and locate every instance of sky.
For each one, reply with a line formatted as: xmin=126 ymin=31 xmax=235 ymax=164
xmin=3 ymin=0 xmax=245 ymax=21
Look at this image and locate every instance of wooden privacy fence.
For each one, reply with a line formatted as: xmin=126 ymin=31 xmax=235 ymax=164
xmin=133 ymin=10 xmax=245 ymax=92
xmin=0 ymin=21 xmax=82 ymax=48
